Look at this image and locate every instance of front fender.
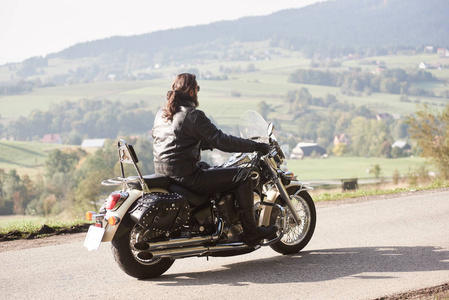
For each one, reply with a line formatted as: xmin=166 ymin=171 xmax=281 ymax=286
xmin=265 ymin=180 xmax=313 ymax=203
xmin=260 ymin=181 xmax=313 ymax=226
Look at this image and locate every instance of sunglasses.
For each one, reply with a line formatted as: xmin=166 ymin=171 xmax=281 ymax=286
xmin=196 ymin=86 xmax=200 ymax=92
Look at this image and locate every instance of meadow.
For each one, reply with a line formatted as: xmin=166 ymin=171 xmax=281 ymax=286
xmin=0 ymin=214 xmax=87 ymax=236
xmin=0 ymin=140 xmax=73 ymax=177
xmin=0 ymin=49 xmax=445 ymax=184
xmin=286 ymin=155 xmax=430 ymax=182
xmin=0 ymin=139 xmax=431 ymax=183
xmin=1 ymin=50 xmax=447 ymax=127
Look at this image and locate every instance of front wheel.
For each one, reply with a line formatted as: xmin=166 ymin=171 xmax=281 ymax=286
xmin=270 ymin=188 xmax=316 ymax=255
xmin=111 ymin=215 xmax=174 ymax=279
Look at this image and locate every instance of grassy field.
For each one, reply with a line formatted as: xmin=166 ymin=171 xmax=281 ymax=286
xmin=0 ymin=140 xmax=75 ymax=177
xmin=1 ymin=50 xmax=448 ymax=126
xmin=285 ymin=156 xmax=431 ymax=181
xmin=0 ymin=214 xmax=87 ymax=235
xmin=0 ymin=49 xmax=446 ymax=181
xmin=0 ymin=137 xmax=432 ymax=183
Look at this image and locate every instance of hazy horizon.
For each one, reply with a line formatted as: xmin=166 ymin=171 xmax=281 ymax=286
xmin=0 ymin=0 xmax=323 ymax=65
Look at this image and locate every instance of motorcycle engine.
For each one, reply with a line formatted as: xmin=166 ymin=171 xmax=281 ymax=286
xmin=215 ymin=193 xmax=243 ymax=242
xmin=216 ymin=193 xmax=239 ymax=224
xmin=192 ymin=206 xmax=215 ymax=235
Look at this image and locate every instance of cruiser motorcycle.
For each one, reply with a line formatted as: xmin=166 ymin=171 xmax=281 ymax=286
xmin=84 ymin=110 xmax=316 ymax=279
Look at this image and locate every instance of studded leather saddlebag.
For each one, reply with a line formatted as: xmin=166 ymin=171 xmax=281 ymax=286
xmin=129 ymin=192 xmax=191 ymax=233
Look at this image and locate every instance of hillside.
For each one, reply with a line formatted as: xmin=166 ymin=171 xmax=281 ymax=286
xmin=54 ymin=0 xmax=449 ymax=61
xmin=0 ymin=140 xmax=71 ymax=176
xmin=1 ymin=0 xmax=449 ymax=163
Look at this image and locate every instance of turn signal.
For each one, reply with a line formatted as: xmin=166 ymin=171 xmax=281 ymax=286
xmin=86 ymin=211 xmax=94 ymax=221
xmin=108 ymin=216 xmax=120 ymax=226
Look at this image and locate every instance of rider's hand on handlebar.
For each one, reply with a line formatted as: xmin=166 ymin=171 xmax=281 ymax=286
xmin=257 ymin=143 xmax=271 ymax=155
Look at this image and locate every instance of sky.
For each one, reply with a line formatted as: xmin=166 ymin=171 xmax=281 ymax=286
xmin=0 ymin=0 xmax=322 ymax=65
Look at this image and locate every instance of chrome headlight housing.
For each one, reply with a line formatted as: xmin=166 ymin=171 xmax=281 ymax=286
xmin=267 ymin=148 xmax=284 ymax=168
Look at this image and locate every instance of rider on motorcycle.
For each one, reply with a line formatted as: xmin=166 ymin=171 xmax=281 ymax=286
xmin=151 ymin=73 xmax=277 ymax=246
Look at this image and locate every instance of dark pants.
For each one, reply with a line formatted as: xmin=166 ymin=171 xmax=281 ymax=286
xmin=172 ymin=167 xmax=253 ymax=210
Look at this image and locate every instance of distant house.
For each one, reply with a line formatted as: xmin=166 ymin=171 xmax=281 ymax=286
xmin=437 ymin=48 xmax=449 ymax=57
xmin=419 ymin=62 xmax=429 ymax=69
xmin=42 ymin=134 xmax=62 ymax=144
xmin=391 ymin=114 xmax=402 ymax=120
xmin=81 ymin=139 xmax=105 ymax=148
xmin=392 ymin=140 xmax=411 ymax=150
xmin=419 ymin=62 xmax=441 ymax=70
xmin=374 ymin=65 xmax=387 ymax=74
xmin=333 ymin=133 xmax=349 ymax=145
xmin=424 ymin=46 xmax=434 ymax=53
xmin=290 ymin=142 xmax=326 ymax=159
xmin=391 ymin=140 xmax=411 ymax=157
xmin=376 ymin=113 xmax=393 ymax=122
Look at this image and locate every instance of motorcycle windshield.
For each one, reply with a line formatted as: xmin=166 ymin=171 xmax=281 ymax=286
xmin=239 ymin=110 xmax=272 ymax=143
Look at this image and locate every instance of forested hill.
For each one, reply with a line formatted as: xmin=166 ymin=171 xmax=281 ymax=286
xmin=54 ymin=0 xmax=449 ymax=60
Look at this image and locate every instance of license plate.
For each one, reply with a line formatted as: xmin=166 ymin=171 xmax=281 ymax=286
xmin=83 ymin=225 xmax=105 ymax=251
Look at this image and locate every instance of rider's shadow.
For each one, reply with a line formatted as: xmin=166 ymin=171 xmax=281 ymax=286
xmin=147 ymin=246 xmax=449 ymax=285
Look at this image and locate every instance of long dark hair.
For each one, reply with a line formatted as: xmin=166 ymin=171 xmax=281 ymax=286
xmin=164 ymin=73 xmax=199 ymax=121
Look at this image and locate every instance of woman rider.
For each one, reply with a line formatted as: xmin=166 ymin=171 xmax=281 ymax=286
xmin=152 ymin=73 xmax=277 ymax=246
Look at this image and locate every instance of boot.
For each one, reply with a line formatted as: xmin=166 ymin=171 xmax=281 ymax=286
xmin=239 ymin=207 xmax=277 ymax=246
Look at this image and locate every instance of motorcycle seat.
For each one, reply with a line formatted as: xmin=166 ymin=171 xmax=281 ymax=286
xmin=168 ymin=183 xmax=209 ymax=207
xmin=126 ymin=174 xmax=170 ymax=190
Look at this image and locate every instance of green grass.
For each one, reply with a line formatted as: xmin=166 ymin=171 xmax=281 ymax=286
xmin=0 ymin=215 xmax=88 ymax=236
xmin=0 ymin=80 xmax=168 ymax=120
xmin=1 ymin=51 xmax=448 ymax=123
xmin=0 ymin=138 xmax=433 ymax=181
xmin=314 ymin=178 xmax=449 ymax=202
xmin=285 ymin=156 xmax=431 ymax=181
xmin=0 ymin=140 xmax=74 ymax=177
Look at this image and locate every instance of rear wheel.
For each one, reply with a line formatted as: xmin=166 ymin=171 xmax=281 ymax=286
xmin=111 ymin=215 xmax=174 ymax=279
xmin=270 ymin=188 xmax=316 ymax=255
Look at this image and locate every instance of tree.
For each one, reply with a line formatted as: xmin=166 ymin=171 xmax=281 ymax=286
xmin=371 ymin=164 xmax=382 ymax=179
xmin=73 ymin=141 xmax=119 ymax=212
xmin=332 ymin=143 xmax=347 ymax=156
xmin=347 ymin=117 xmax=392 ymax=157
xmin=406 ymin=104 xmax=449 ymax=179
xmin=44 ymin=149 xmax=85 ymax=177
xmin=12 ymin=191 xmax=24 ymax=215
xmin=316 ymin=121 xmax=335 ymax=149
xmin=43 ymin=194 xmax=57 ymax=216
xmin=0 ymin=169 xmax=29 ymax=215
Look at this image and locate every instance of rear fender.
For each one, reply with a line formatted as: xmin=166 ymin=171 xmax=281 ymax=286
xmin=102 ymin=188 xmax=168 ymax=242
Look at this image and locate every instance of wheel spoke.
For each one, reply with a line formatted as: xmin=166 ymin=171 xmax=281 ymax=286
xmin=281 ymin=195 xmax=311 ymax=246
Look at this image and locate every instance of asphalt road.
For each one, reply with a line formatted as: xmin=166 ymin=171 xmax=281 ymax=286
xmin=1 ymin=190 xmax=449 ymax=300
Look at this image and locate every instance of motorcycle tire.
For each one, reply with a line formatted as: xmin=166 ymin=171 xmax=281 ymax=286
xmin=270 ymin=188 xmax=316 ymax=255
xmin=111 ymin=213 xmax=174 ymax=279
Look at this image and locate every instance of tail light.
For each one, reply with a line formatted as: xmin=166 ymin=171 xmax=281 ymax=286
xmin=105 ymin=191 xmax=128 ymax=211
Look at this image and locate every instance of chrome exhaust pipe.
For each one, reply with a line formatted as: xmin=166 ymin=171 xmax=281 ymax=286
xmin=138 ymin=243 xmax=253 ymax=260
xmin=135 ymin=219 xmax=224 ymax=252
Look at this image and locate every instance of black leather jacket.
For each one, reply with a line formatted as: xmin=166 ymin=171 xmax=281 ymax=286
xmin=152 ymin=100 xmax=263 ymax=177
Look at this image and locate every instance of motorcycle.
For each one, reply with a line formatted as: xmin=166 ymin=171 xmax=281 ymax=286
xmin=84 ymin=110 xmax=316 ymax=279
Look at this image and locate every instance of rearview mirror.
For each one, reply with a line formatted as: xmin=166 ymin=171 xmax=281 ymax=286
xmin=267 ymin=123 xmax=274 ymax=137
